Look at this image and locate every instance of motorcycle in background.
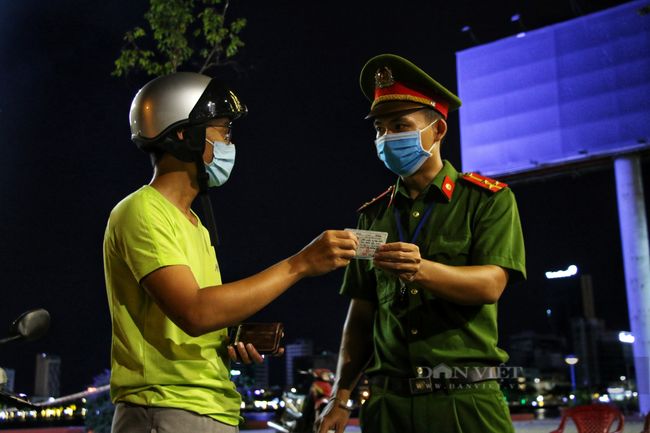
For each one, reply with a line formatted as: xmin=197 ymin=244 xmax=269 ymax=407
xmin=0 ymin=309 xmax=51 ymax=409
xmin=268 ymin=368 xmax=335 ymax=433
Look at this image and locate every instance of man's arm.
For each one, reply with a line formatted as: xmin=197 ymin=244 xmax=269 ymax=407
xmin=373 ymin=242 xmax=509 ymax=306
xmin=141 ymin=230 xmax=358 ymax=337
xmin=317 ymin=299 xmax=376 ymax=433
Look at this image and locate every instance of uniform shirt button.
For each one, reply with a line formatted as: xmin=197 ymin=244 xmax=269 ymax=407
xmin=412 ymin=211 xmax=420 ymax=217
xmin=411 ymin=328 xmax=418 ymax=335
xmin=411 ymin=288 xmax=418 ymax=295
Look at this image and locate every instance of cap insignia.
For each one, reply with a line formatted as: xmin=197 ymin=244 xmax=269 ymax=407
xmin=375 ymin=67 xmax=395 ymax=89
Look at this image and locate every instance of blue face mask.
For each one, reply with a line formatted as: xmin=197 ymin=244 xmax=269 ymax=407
xmin=375 ymin=120 xmax=438 ymax=177
xmin=204 ymin=139 xmax=235 ymax=187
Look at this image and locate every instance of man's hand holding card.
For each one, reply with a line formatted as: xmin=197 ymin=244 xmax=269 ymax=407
xmin=344 ymin=229 xmax=389 ymax=259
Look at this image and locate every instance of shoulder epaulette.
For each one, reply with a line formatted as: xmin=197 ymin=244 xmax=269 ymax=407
xmin=462 ymin=172 xmax=508 ymax=192
xmin=357 ymin=185 xmax=395 ymax=212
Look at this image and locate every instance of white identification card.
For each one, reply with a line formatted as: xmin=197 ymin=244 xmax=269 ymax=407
xmin=345 ymin=228 xmax=389 ymax=260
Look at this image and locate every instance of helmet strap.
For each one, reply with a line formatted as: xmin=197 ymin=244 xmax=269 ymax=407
xmin=192 ymin=149 xmax=220 ymax=247
xmin=180 ymin=124 xmax=220 ymax=247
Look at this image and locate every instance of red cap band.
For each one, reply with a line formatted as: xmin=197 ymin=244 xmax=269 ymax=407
xmin=373 ymin=81 xmax=450 ymax=119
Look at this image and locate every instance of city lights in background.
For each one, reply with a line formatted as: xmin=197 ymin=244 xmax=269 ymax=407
xmin=565 ymin=356 xmax=579 ymax=365
xmin=545 ymin=265 xmax=578 ymax=279
xmin=619 ymin=331 xmax=635 ymax=343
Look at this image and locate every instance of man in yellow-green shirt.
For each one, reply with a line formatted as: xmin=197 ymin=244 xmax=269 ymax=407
xmin=104 ymin=72 xmax=359 ymax=432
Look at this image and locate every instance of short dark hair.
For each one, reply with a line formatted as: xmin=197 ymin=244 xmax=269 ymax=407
xmin=422 ymin=108 xmax=446 ymax=144
xmin=422 ymin=107 xmax=443 ymax=123
xmin=149 ymin=126 xmax=187 ymax=166
xmin=150 ymin=149 xmax=167 ymax=166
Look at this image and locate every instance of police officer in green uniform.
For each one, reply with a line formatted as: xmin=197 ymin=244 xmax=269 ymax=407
xmin=317 ymin=55 xmax=526 ymax=433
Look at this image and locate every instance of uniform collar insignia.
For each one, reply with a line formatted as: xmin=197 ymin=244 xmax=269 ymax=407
xmin=442 ymin=175 xmax=455 ymax=200
xmin=357 ymin=185 xmax=396 ymax=212
xmin=462 ymin=172 xmax=507 ymax=192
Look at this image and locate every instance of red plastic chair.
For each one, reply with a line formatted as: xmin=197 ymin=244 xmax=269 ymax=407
xmin=550 ymin=405 xmax=624 ymax=433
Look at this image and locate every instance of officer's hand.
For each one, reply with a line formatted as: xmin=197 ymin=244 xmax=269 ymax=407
xmin=294 ymin=231 xmax=359 ymax=277
xmin=373 ymin=242 xmax=422 ymax=283
xmin=228 ymin=342 xmax=285 ymax=364
xmin=315 ymin=398 xmax=350 ymax=433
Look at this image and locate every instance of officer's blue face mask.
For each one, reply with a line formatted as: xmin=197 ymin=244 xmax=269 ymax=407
xmin=204 ymin=138 xmax=235 ymax=187
xmin=375 ymin=120 xmax=438 ymax=177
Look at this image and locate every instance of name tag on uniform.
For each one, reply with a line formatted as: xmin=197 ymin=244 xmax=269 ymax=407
xmin=345 ymin=229 xmax=388 ymax=260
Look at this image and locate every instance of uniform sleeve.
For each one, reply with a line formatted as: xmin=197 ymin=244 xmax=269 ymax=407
xmin=470 ymin=188 xmax=526 ymax=285
xmin=111 ymin=192 xmax=189 ymax=283
xmin=340 ymin=213 xmax=379 ymax=302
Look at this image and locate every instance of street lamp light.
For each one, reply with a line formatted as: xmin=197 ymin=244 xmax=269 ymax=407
xmin=565 ymin=355 xmax=579 ymax=394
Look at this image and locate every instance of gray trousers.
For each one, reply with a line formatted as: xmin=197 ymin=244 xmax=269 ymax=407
xmin=112 ymin=402 xmax=239 ymax=433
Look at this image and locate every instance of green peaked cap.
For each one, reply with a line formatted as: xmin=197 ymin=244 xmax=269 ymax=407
xmin=360 ymin=54 xmax=462 ymax=119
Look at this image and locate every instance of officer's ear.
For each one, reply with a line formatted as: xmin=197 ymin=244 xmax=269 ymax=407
xmin=434 ymin=118 xmax=447 ymax=142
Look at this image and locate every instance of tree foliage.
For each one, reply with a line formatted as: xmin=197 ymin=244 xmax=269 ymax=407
xmin=113 ymin=0 xmax=246 ymax=76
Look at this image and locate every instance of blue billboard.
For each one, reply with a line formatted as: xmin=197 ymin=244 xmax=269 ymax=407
xmin=456 ymin=0 xmax=650 ymax=177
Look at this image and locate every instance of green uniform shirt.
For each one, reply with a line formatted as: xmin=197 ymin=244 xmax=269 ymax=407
xmin=104 ymin=185 xmax=242 ymax=425
xmin=341 ymin=161 xmax=526 ymax=378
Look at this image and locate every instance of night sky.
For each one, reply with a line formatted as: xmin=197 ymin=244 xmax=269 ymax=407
xmin=0 ymin=0 xmax=647 ymax=397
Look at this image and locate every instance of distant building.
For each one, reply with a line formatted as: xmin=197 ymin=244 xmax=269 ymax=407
xmin=571 ymin=317 xmax=635 ymax=390
xmin=508 ymin=331 xmax=568 ymax=373
xmin=544 ymin=273 xmax=593 ymax=338
xmin=519 ymin=268 xmax=636 ymax=392
xmin=253 ymin=359 xmax=269 ymax=390
xmin=599 ymin=328 xmax=634 ymax=386
xmin=1 ymin=368 xmax=15 ymax=392
xmin=285 ymin=339 xmax=313 ymax=388
xmin=570 ymin=317 xmax=603 ymax=389
xmin=34 ymin=353 xmax=60 ymax=399
xmin=231 ymin=361 xmax=269 ymax=399
xmin=313 ymin=351 xmax=338 ymax=373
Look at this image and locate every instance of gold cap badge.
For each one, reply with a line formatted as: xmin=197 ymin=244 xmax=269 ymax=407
xmin=375 ymin=67 xmax=395 ymax=89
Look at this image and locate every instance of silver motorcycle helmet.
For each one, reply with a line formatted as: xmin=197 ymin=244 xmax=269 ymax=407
xmin=129 ymin=72 xmax=248 ymax=162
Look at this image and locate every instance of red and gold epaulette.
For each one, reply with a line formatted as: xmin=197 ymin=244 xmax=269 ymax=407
xmin=357 ymin=185 xmax=395 ymax=212
xmin=462 ymin=172 xmax=508 ymax=192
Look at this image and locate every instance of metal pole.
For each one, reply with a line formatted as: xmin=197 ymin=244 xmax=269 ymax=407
xmin=614 ymin=154 xmax=650 ymax=414
xmin=570 ymin=364 xmax=576 ymax=394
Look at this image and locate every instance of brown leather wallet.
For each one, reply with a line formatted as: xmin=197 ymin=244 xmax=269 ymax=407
xmin=229 ymin=322 xmax=283 ymax=355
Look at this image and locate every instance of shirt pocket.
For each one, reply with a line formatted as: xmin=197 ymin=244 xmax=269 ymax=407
xmin=375 ymin=266 xmax=400 ymax=305
xmin=425 ymin=234 xmax=472 ymax=266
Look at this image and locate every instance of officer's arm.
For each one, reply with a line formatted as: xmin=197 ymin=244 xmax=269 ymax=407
xmin=317 ymin=298 xmax=376 ymax=433
xmin=411 ymin=261 xmax=509 ymax=305
xmin=141 ymin=230 xmax=358 ymax=337
xmin=373 ymin=242 xmax=509 ymax=306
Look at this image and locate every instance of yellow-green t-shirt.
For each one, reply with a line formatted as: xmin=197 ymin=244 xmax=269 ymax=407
xmin=103 ymin=185 xmax=241 ymax=425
